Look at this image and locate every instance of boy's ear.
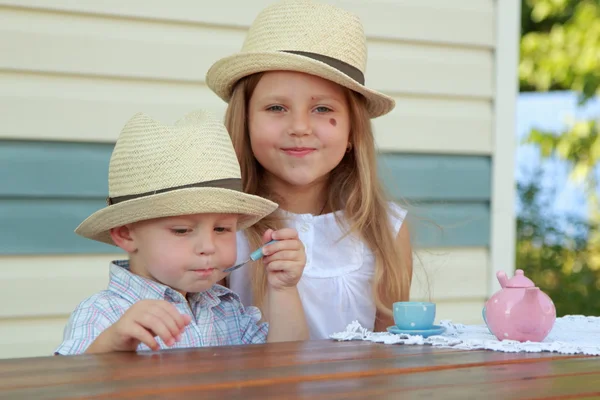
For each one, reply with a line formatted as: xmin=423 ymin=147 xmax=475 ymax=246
xmin=109 ymin=225 xmax=137 ymax=253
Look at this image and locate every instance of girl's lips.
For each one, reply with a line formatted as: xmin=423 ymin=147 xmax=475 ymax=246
xmin=281 ymin=147 xmax=316 ymax=157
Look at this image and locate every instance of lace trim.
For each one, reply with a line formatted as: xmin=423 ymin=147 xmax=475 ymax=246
xmin=329 ymin=315 xmax=600 ymax=356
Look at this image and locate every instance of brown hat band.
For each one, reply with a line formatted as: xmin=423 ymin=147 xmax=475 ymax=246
xmin=106 ymin=178 xmax=243 ymax=206
xmin=280 ymin=50 xmax=365 ymax=85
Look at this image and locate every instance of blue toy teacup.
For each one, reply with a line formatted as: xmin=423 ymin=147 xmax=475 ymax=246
xmin=393 ymin=301 xmax=436 ymax=330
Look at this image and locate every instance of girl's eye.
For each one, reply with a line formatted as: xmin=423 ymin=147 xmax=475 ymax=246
xmin=266 ymin=105 xmax=285 ymax=112
xmin=171 ymin=228 xmax=190 ymax=235
xmin=315 ymin=106 xmax=333 ymax=113
xmin=214 ymin=227 xmax=232 ymax=233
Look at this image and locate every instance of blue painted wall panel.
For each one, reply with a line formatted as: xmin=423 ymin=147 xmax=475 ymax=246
xmin=0 ymin=141 xmax=492 ymax=254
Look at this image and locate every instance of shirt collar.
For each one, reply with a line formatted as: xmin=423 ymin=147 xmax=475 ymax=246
xmin=108 ymin=260 xmax=239 ymax=306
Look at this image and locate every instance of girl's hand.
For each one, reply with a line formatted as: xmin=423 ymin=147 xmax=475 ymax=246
xmin=261 ymin=228 xmax=306 ymax=290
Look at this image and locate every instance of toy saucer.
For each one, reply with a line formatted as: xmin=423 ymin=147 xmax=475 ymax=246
xmin=386 ymin=325 xmax=446 ymax=338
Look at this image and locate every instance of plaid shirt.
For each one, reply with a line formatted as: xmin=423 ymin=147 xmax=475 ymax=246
xmin=55 ymin=260 xmax=268 ymax=355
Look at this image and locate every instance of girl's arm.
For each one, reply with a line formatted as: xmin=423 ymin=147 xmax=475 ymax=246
xmin=374 ymin=223 xmax=413 ymax=332
xmin=261 ymin=228 xmax=309 ymax=342
xmin=266 ymin=286 xmax=309 ymax=342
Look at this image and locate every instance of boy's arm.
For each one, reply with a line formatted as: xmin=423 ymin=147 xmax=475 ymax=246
xmin=54 ymin=301 xmax=113 ymax=356
xmin=265 ymin=286 xmax=308 ymax=342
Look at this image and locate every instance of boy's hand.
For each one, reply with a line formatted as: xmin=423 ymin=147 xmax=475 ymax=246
xmin=261 ymin=228 xmax=306 ymax=290
xmin=87 ymin=300 xmax=191 ymax=353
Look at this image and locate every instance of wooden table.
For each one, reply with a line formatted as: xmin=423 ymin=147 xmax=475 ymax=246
xmin=0 ymin=340 xmax=598 ymax=399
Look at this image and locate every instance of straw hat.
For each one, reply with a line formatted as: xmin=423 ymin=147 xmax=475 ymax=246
xmin=205 ymin=0 xmax=395 ymax=118
xmin=75 ymin=110 xmax=278 ymax=246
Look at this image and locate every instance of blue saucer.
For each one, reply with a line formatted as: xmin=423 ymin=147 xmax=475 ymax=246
xmin=386 ymin=325 xmax=446 ymax=338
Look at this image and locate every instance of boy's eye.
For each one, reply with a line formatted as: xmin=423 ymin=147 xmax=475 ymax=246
xmin=171 ymin=228 xmax=190 ymax=235
xmin=315 ymin=106 xmax=333 ymax=113
xmin=266 ymin=105 xmax=285 ymax=112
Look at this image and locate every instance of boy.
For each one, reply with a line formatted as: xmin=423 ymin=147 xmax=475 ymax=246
xmin=55 ymin=110 xmax=308 ymax=355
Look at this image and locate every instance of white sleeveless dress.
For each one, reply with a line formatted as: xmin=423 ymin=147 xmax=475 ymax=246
xmin=229 ymin=202 xmax=407 ymax=340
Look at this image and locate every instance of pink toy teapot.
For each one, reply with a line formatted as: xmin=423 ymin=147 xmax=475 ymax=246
xmin=483 ymin=269 xmax=556 ymax=342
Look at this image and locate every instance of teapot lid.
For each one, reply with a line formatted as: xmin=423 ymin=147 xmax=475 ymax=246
xmin=505 ymin=269 xmax=535 ymax=288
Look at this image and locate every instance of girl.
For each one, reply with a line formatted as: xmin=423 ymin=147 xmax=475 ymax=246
xmin=206 ymin=0 xmax=413 ymax=339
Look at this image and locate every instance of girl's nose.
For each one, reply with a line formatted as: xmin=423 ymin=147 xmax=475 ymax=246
xmin=289 ymin=110 xmax=312 ymax=136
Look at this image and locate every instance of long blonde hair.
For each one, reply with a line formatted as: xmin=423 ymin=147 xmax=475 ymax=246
xmin=225 ymin=73 xmax=411 ymax=319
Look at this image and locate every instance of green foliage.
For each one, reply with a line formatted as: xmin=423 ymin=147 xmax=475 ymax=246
xmin=520 ymin=0 xmax=600 ymax=101
xmin=517 ymin=172 xmax=600 ymax=316
xmin=517 ymin=0 xmax=600 ymax=316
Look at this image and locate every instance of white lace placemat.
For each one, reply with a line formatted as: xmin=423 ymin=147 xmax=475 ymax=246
xmin=329 ymin=315 xmax=600 ymax=356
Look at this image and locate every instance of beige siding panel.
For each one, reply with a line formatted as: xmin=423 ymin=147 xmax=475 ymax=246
xmin=0 ymin=0 xmax=495 ymax=47
xmin=0 ymin=302 xmax=487 ymax=360
xmin=0 ymin=248 xmax=488 ymax=358
xmin=0 ymin=248 xmax=488 ymax=319
xmin=0 ymin=317 xmax=68 ymax=359
xmin=0 ymin=255 xmax=116 ymax=319
xmin=410 ymin=247 xmax=489 ymax=301
xmin=0 ymin=72 xmax=493 ymax=154
xmin=0 ymin=6 xmax=494 ymax=99
xmin=436 ymin=299 xmax=486 ymax=326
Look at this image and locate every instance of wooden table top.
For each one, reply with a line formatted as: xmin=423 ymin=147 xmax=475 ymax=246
xmin=0 ymin=340 xmax=598 ymax=399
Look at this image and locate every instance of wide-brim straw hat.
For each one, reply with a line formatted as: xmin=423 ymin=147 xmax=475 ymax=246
xmin=205 ymin=0 xmax=395 ymax=118
xmin=75 ymin=110 xmax=278 ymax=246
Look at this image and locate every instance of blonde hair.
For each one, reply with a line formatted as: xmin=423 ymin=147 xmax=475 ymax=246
xmin=225 ymin=73 xmax=412 ymax=319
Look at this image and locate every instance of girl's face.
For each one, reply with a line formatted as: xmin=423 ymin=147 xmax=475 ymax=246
xmin=248 ymin=71 xmax=351 ymax=191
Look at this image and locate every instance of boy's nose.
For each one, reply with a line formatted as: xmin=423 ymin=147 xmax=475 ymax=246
xmin=195 ymin=235 xmax=216 ymax=255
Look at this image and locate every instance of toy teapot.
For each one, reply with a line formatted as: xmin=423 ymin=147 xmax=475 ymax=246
xmin=483 ymin=269 xmax=556 ymax=342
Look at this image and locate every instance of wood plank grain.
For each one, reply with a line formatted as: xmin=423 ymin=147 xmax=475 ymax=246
xmin=76 ymin=357 xmax=597 ymax=400
xmin=0 ymin=341 xmax=589 ymax=399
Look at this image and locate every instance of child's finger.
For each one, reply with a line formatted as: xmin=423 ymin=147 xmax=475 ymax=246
xmin=129 ymin=323 xmax=160 ymax=351
xmin=271 ymin=228 xmax=298 ymax=240
xmin=262 ymin=228 xmax=274 ymax=244
xmin=265 ymin=260 xmax=300 ymax=272
xmin=149 ymin=307 xmax=186 ymax=341
xmin=262 ymin=239 xmax=303 ymax=256
xmin=157 ymin=302 xmax=191 ymax=331
xmin=136 ymin=314 xmax=178 ymax=347
xmin=263 ymin=250 xmax=301 ymax=264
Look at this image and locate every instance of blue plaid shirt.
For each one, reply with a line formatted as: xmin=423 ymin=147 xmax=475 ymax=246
xmin=55 ymin=260 xmax=268 ymax=355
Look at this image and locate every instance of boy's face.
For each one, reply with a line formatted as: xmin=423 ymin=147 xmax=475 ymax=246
xmin=117 ymin=213 xmax=238 ymax=296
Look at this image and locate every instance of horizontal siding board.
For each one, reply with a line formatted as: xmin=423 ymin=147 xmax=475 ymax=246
xmin=0 ymin=0 xmax=495 ymax=47
xmin=1 ymin=140 xmax=491 ymax=254
xmin=0 ymin=248 xmax=489 ymax=319
xmin=0 ymin=316 xmax=69 ymax=359
xmin=379 ymin=154 xmax=491 ymax=201
xmin=406 ymin=202 xmax=491 ymax=248
xmin=411 ymin=247 xmax=488 ymax=301
xmin=0 ymin=199 xmax=127 ymax=254
xmin=2 ymin=141 xmax=491 ymax=200
xmin=0 ymin=199 xmax=489 ymax=254
xmin=1 ymin=141 xmax=110 ymax=198
xmin=0 ymin=7 xmax=494 ymax=98
xmin=0 ymin=72 xmax=493 ymax=154
xmin=435 ymin=299 xmax=486 ymax=325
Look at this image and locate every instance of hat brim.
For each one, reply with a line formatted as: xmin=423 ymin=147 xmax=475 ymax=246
xmin=75 ymin=187 xmax=278 ymax=246
xmin=205 ymin=51 xmax=395 ymax=118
